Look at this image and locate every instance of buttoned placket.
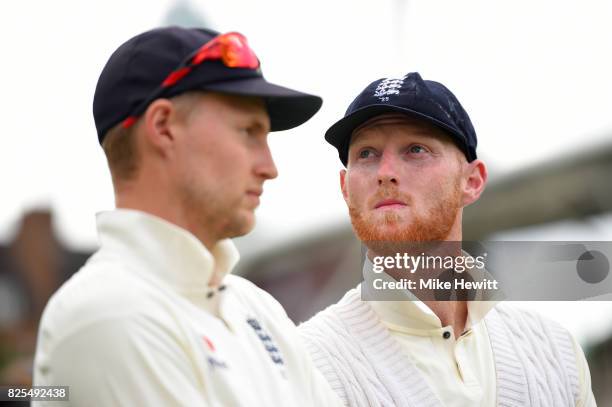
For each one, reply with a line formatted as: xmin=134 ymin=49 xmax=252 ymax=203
xmin=436 ymin=326 xmax=479 ymax=387
xmin=206 ymin=284 xmax=227 ymax=299
xmin=204 ymin=283 xmax=237 ymax=331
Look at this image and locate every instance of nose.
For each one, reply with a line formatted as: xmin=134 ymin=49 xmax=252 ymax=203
xmin=255 ymin=143 xmax=278 ymax=181
xmin=377 ymin=150 xmax=399 ymax=186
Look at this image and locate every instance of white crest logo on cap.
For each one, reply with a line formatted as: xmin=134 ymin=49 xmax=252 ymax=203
xmin=373 ymin=75 xmax=407 ymax=102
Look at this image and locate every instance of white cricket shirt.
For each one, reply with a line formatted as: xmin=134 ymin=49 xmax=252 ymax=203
xmin=33 ymin=209 xmax=342 ymax=406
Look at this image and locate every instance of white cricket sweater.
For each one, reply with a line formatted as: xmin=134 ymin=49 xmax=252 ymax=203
xmin=299 ymin=287 xmax=592 ymax=407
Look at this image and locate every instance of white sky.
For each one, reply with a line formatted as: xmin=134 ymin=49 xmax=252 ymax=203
xmin=1 ymin=0 xmax=612 ymax=343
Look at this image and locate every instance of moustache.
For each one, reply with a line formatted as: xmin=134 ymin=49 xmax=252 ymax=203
xmin=368 ymin=186 xmax=413 ymax=208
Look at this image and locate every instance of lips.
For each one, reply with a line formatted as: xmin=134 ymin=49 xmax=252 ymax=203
xmin=374 ymin=198 xmax=407 ymax=209
xmin=246 ymin=188 xmax=263 ymax=207
xmin=247 ymin=187 xmax=263 ymax=197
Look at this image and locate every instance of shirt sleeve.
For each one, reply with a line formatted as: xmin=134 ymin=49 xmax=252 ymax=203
xmin=572 ymin=334 xmax=597 ymax=407
xmin=33 ymin=314 xmax=209 ymax=407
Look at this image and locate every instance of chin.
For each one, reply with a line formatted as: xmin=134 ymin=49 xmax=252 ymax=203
xmin=376 ymin=224 xmax=410 ymax=240
xmin=227 ymin=212 xmax=256 ymax=238
xmin=374 ymin=210 xmax=409 ymax=226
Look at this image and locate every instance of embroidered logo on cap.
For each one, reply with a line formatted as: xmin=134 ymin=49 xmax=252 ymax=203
xmin=373 ymin=75 xmax=407 ymax=102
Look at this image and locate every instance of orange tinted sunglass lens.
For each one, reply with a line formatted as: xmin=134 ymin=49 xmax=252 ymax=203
xmin=192 ymin=33 xmax=259 ymax=69
xmin=193 ymin=41 xmax=221 ymax=65
xmin=220 ymin=33 xmax=259 ymax=69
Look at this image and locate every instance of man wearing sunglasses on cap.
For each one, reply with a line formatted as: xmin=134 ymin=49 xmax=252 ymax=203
xmin=299 ymin=73 xmax=596 ymax=406
xmin=32 ymin=27 xmax=342 ymax=406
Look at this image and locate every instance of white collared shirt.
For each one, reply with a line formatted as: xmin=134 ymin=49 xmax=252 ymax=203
xmin=33 ymin=209 xmax=342 ymax=407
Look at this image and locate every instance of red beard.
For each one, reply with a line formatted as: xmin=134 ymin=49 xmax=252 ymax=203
xmin=348 ymin=180 xmax=462 ymax=249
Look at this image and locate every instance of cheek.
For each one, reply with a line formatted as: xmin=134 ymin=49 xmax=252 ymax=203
xmin=191 ymin=133 xmax=248 ymax=175
xmin=421 ymin=172 xmax=460 ymax=203
xmin=205 ymin=155 xmax=249 ymax=193
xmin=345 ymin=172 xmax=370 ymax=207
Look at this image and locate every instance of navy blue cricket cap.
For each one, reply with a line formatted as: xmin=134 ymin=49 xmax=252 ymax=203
xmin=93 ymin=26 xmax=322 ymax=144
xmin=325 ymin=72 xmax=477 ymax=166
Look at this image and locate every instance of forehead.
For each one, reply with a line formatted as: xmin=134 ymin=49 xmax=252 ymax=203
xmin=218 ymin=93 xmax=267 ymax=115
xmin=189 ymin=92 xmax=270 ymax=126
xmin=350 ymin=113 xmax=453 ymax=145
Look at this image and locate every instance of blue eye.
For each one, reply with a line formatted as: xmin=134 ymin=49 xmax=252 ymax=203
xmin=409 ymin=145 xmax=426 ymax=154
xmin=358 ymin=149 xmax=374 ymax=159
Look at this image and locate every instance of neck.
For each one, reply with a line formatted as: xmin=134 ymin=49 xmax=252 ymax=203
xmin=424 ymin=300 xmax=468 ymax=337
xmin=368 ymin=222 xmax=468 ymax=336
xmin=114 ymin=182 xmax=219 ymax=251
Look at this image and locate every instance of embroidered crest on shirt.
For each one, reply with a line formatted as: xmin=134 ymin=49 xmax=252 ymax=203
xmin=246 ymin=318 xmax=285 ymax=367
xmin=374 ymin=75 xmax=407 ymax=102
xmin=201 ymin=335 xmax=228 ymax=370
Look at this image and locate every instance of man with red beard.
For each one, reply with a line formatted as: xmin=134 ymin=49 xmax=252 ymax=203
xmin=299 ymin=73 xmax=595 ymax=406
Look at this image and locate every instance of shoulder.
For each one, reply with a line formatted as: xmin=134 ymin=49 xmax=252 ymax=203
xmin=223 ymin=274 xmax=289 ymax=319
xmin=300 ymin=285 xmax=364 ymax=331
xmin=487 ymin=303 xmax=583 ymax=403
xmin=298 ymin=288 xmax=385 ymax=407
xmin=492 ymin=302 xmax=570 ymax=334
xmin=34 ymin=294 xmax=204 ymax=404
xmin=35 ymin=255 xmax=198 ymax=388
xmin=38 ymin=252 xmax=179 ymax=348
xmin=488 ymin=302 xmax=578 ymax=352
xmin=298 ymin=286 xmax=369 ymax=360
xmin=221 ymin=274 xmax=306 ymax=350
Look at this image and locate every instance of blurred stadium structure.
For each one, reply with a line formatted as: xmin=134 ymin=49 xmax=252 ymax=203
xmin=1 ymin=140 xmax=610 ymax=403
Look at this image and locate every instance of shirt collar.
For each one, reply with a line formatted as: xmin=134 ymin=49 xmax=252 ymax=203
xmin=362 ymin=252 xmax=501 ymax=333
xmin=96 ymin=209 xmax=239 ymax=293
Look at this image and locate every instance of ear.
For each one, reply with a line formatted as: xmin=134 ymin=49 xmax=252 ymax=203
xmin=340 ymin=169 xmax=349 ymax=204
xmin=141 ymin=99 xmax=176 ymax=155
xmin=462 ymin=159 xmax=488 ymax=207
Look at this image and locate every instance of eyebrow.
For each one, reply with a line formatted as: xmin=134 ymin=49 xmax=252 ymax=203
xmin=247 ymin=113 xmax=271 ymax=134
xmin=232 ymin=100 xmax=270 ymax=132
